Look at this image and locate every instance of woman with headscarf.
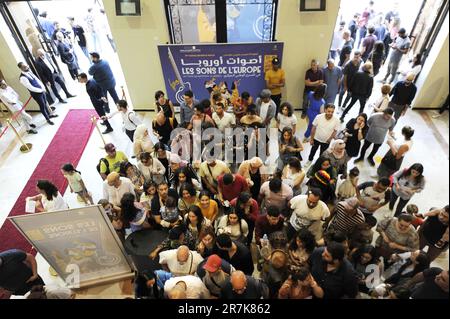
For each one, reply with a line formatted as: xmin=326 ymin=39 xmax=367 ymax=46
xmin=237 ymin=157 xmax=268 ymax=200
xmin=322 ymin=139 xmax=350 ymax=178
xmin=133 ymin=124 xmax=154 ymax=158
xmin=325 ymin=197 xmax=366 ymax=237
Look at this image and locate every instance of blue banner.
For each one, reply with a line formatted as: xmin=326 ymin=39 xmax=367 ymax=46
xmin=158 ymin=42 xmax=284 ymax=105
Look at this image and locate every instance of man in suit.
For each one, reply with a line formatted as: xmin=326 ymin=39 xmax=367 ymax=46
xmin=78 ymin=72 xmax=113 ymax=134
xmin=88 ymin=52 xmax=119 ymax=106
xmin=18 ymin=62 xmax=58 ymax=125
xmin=35 ymin=49 xmax=75 ymax=104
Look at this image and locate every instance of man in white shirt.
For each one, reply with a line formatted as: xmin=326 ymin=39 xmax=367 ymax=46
xmin=158 ymin=245 xmax=204 ymax=277
xmin=329 ymin=21 xmax=345 ymax=60
xmin=102 ymin=172 xmax=135 ymax=209
xmin=102 ymin=99 xmax=141 ymax=142
xmin=17 ymin=62 xmax=58 ymax=125
xmin=306 ymin=104 xmax=340 ymax=165
xmin=212 ymin=102 xmax=235 ymax=133
xmin=0 ymin=80 xmax=37 ymax=134
xmin=255 ymin=89 xmax=277 ymax=126
xmin=287 ymin=188 xmax=330 ymax=241
xmin=164 ymin=275 xmax=211 ymax=299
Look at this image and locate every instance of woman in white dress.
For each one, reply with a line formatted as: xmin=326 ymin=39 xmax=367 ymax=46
xmin=26 ymin=180 xmax=68 ymax=212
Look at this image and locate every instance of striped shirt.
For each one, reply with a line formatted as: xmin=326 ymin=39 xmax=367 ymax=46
xmin=327 ymin=202 xmax=365 ymax=235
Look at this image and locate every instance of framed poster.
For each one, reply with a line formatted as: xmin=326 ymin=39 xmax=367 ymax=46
xmin=158 ymin=42 xmax=284 ymax=105
xmin=9 ymin=205 xmax=135 ymax=288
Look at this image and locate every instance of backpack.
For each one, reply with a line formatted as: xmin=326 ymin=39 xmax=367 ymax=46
xmin=96 ymin=158 xmax=110 ymax=177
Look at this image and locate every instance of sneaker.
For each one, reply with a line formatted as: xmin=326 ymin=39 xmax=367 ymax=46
xmin=49 ymin=114 xmax=59 ymax=118
xmin=264 ymin=158 xmax=271 ymax=166
xmin=59 ymin=99 xmax=67 ymax=104
xmin=67 ymin=94 xmax=76 ymax=98
xmin=47 ymin=120 xmax=54 ymax=125
xmin=102 ymin=128 xmax=113 ymax=134
xmin=27 ymin=129 xmax=38 ymax=134
xmin=354 ymin=157 xmax=364 ymax=164
xmin=100 ymin=121 xmax=107 ymax=126
xmin=339 ymin=117 xmax=345 ymax=123
xmin=367 ymin=157 xmax=376 ymax=166
xmin=29 ymin=123 xmax=36 ymax=128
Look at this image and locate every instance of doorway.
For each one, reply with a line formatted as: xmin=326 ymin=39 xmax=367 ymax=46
xmin=0 ymin=0 xmax=129 ymax=108
xmin=330 ymin=0 xmax=447 ymax=79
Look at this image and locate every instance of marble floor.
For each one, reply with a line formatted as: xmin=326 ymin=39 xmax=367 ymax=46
xmin=0 ymin=79 xmax=448 ymax=291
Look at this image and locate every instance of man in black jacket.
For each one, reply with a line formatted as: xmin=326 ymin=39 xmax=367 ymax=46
xmin=35 ymin=49 xmax=75 ymax=104
xmin=78 ymin=72 xmax=113 ymax=133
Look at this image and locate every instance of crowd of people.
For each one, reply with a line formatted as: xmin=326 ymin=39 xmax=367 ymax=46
xmin=0 ymin=1 xmax=448 ymax=301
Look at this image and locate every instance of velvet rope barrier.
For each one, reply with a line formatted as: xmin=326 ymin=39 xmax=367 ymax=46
xmin=0 ymin=96 xmax=33 ymax=139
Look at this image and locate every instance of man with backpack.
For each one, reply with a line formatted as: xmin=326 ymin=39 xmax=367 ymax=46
xmin=97 ymin=143 xmax=128 ymax=180
xmin=102 ymin=99 xmax=141 ymax=141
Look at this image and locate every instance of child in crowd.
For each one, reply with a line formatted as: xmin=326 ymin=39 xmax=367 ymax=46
xmin=402 ymin=204 xmax=424 ymax=229
xmin=61 ymin=163 xmax=93 ymax=205
xmin=371 ymin=84 xmax=391 ymax=113
xmin=159 ymin=196 xmax=182 ymax=229
xmin=98 ymin=199 xmax=124 ymax=240
xmin=337 ymin=167 xmax=360 ymax=201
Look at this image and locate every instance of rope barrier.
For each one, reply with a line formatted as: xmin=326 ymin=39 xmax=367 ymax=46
xmin=0 ymin=96 xmax=33 ymax=139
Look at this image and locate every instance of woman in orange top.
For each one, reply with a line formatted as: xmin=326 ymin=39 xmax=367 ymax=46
xmin=197 ymin=190 xmax=219 ymax=224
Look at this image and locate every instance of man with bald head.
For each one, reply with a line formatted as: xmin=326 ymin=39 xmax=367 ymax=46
xmin=220 ymin=270 xmax=268 ymax=299
xmin=158 ymin=245 xmax=203 ymax=277
xmin=102 ymin=172 xmax=135 ymax=209
xmin=164 ymin=275 xmax=210 ymax=299
xmin=35 ymin=48 xmax=75 ymax=104
xmin=388 ymin=73 xmax=417 ymax=122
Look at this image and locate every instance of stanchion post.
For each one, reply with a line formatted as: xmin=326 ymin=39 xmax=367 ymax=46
xmin=6 ymin=119 xmax=32 ymax=153
xmin=91 ymin=116 xmax=106 ymax=148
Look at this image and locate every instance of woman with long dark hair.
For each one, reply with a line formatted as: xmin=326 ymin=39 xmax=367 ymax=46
xmin=368 ymin=41 xmax=385 ymax=76
xmin=287 ymin=228 xmax=316 ymax=274
xmin=349 ymin=244 xmax=380 ymax=293
xmin=216 ymin=208 xmax=249 ymax=245
xmin=278 ymin=126 xmax=304 ymax=171
xmin=390 ymin=163 xmax=425 ymax=217
xmin=230 ymin=192 xmax=259 ymax=246
xmin=377 ymin=126 xmax=414 ymax=179
xmin=153 ymin=142 xmax=171 ymax=182
xmin=178 ymin=183 xmax=199 ymax=216
xmin=172 ymin=166 xmax=202 ymax=194
xmin=343 ymin=113 xmax=368 ymax=158
xmin=184 ymin=205 xmax=211 ymax=243
xmin=120 ymin=192 xmax=151 ymax=233
xmin=196 ymin=226 xmax=217 ymax=258
xmin=26 ymin=180 xmax=68 ymax=212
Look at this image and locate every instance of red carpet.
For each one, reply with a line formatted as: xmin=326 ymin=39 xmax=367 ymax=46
xmin=0 ymin=109 xmax=96 ymax=253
